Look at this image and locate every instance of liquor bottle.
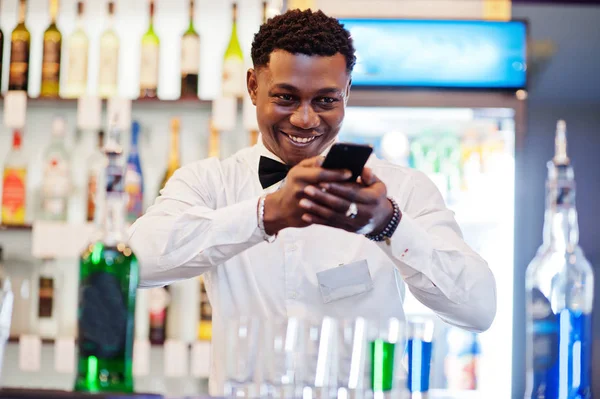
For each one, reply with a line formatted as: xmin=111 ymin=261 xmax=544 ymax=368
xmin=64 ymin=1 xmax=88 ymax=98
xmin=40 ymin=0 xmax=61 ymax=98
xmin=9 ymin=0 xmax=30 ymax=92
xmin=1 ymin=130 xmax=27 ymax=226
xmin=525 ymin=120 xmax=594 ymax=399
xmin=40 ymin=117 xmax=70 ymax=221
xmin=221 ymin=2 xmax=245 ymax=98
xmin=180 ymin=0 xmax=200 ymax=98
xmin=148 ymin=286 xmax=169 ymax=345
xmin=36 ymin=259 xmax=60 ymax=339
xmin=197 ymin=276 xmax=212 ymax=341
xmin=139 ymin=0 xmax=159 ymax=99
xmin=124 ymin=121 xmax=144 ymax=223
xmin=98 ymin=1 xmax=119 ymax=99
xmin=160 ymin=117 xmax=181 ymax=191
xmin=86 ymin=131 xmax=106 ymax=223
xmin=74 ymin=121 xmax=138 ymax=393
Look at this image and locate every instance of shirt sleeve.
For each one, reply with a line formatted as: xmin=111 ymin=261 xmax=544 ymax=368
xmin=378 ymin=170 xmax=497 ymax=333
xmin=128 ymin=161 xmax=264 ymax=288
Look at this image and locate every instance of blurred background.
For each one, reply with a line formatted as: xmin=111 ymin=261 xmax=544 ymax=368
xmin=0 ymin=0 xmax=598 ymax=398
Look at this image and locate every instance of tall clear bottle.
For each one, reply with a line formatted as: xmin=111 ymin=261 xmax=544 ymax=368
xmin=180 ymin=0 xmax=199 ymax=98
xmin=139 ymin=0 xmax=159 ymax=99
xmin=525 ymin=120 xmax=594 ymax=399
xmin=75 ymin=121 xmax=138 ymax=393
xmin=125 ymin=121 xmax=144 ymax=223
xmin=40 ymin=117 xmax=70 ymax=221
xmin=86 ymin=130 xmax=106 ymax=223
xmin=98 ymin=1 xmax=119 ymax=99
xmin=64 ymin=1 xmax=88 ymax=98
xmin=221 ymin=2 xmax=244 ymax=98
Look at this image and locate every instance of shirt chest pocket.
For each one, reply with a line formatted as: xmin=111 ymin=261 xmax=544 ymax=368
xmin=316 ymin=259 xmax=374 ymax=304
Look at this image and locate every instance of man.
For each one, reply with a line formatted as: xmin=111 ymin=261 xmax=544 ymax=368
xmin=129 ymin=8 xmax=496 ymax=395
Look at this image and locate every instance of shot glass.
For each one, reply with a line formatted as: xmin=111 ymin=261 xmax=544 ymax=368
xmin=223 ymin=316 xmax=261 ymax=398
xmin=406 ymin=317 xmax=435 ymax=398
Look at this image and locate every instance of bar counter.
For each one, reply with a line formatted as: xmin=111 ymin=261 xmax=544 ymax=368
xmin=0 ymin=388 xmax=481 ymax=399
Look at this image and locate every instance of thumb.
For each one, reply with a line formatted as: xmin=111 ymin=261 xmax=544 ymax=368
xmin=360 ymin=167 xmax=379 ymax=186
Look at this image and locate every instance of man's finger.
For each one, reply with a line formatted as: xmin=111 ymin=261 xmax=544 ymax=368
xmin=361 ymin=167 xmax=380 ymax=186
xmin=317 ymin=182 xmax=377 ymax=204
xmin=304 ymin=185 xmax=352 ymax=213
xmin=294 ymin=167 xmax=352 ymax=184
xmin=297 ymin=155 xmax=326 ymax=168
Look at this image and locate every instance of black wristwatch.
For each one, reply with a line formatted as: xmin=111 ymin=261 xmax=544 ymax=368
xmin=365 ymin=197 xmax=401 ymax=243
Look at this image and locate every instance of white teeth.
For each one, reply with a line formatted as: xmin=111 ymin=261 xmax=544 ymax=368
xmin=288 ymin=134 xmax=316 ymax=144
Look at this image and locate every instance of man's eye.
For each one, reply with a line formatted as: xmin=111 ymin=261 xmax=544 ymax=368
xmin=276 ymin=94 xmax=294 ymax=101
xmin=317 ymin=97 xmax=337 ymax=104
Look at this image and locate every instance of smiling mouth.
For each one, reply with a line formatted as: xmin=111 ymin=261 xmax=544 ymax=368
xmin=281 ymin=130 xmax=320 ymax=145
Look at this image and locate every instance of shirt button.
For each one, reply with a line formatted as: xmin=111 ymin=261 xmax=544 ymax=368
xmin=287 ymin=244 xmax=298 ymax=252
xmin=289 ymin=291 xmax=298 ymax=299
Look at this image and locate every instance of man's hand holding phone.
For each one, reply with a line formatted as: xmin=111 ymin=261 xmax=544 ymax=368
xmin=300 ymin=166 xmax=395 ymax=236
xmin=263 ymin=142 xmax=395 ymax=236
xmin=262 ymin=156 xmax=352 ymax=235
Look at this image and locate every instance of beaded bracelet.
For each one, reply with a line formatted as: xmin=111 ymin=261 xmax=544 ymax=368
xmin=365 ymin=197 xmax=401 ymax=244
xmin=258 ymin=194 xmax=277 ymax=243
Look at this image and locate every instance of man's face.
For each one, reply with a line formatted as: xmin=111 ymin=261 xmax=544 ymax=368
xmin=247 ymin=50 xmax=351 ymax=166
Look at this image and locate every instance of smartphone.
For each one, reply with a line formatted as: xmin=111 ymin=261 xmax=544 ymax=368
xmin=322 ymin=142 xmax=373 ymax=181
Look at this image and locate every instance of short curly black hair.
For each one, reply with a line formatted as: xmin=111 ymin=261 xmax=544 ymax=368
xmin=251 ymin=9 xmax=356 ymax=73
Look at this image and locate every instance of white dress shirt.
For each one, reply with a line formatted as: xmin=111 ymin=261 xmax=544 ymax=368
xmin=128 ymin=140 xmax=497 ymax=395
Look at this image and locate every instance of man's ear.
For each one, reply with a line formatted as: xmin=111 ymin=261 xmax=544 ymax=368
xmin=247 ymin=69 xmax=258 ymax=106
xmin=344 ymin=78 xmax=352 ymax=105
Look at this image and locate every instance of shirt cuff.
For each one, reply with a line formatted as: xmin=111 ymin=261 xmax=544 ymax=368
xmin=382 ymin=213 xmax=463 ymax=303
xmin=157 ymin=196 xmax=263 ymax=270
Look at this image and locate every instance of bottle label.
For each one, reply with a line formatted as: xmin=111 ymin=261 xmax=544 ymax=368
xmin=222 ymin=57 xmax=245 ymax=98
xmin=148 ymin=287 xmax=170 ymax=343
xmin=1 ymin=168 xmax=27 ymax=224
xmin=42 ymin=40 xmax=61 ymax=84
xmin=78 ymin=271 xmax=127 ymax=359
xmin=42 ymin=154 xmax=70 ymax=217
xmin=529 ymin=288 xmax=593 ymax=397
xmin=99 ymin=41 xmax=119 ymax=89
xmin=106 ymin=162 xmax=124 ymax=194
xmin=530 ymin=288 xmax=559 ymax=371
xmin=140 ymin=43 xmax=159 ymax=89
xmin=125 ymin=165 xmax=143 ymax=220
xmin=67 ymin=39 xmax=89 ymax=87
xmin=181 ymin=35 xmax=200 ymax=74
xmin=38 ymin=276 xmax=54 ymax=318
xmin=87 ymin=172 xmax=98 ymax=222
xmin=9 ymin=39 xmax=30 ymax=89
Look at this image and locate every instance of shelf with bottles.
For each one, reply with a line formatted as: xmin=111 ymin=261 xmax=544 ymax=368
xmin=0 ymin=0 xmax=273 ymax=104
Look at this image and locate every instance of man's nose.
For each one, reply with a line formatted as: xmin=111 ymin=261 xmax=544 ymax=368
xmin=290 ymin=103 xmax=320 ymax=130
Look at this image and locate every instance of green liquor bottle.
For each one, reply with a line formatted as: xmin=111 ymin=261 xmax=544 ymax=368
xmin=74 ymin=121 xmax=139 ymax=393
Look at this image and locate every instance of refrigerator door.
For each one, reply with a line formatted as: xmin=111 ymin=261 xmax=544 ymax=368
xmin=339 ymin=95 xmax=523 ymax=398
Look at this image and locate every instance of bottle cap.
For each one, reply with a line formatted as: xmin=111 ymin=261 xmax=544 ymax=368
xmin=553 ymin=119 xmax=570 ymax=166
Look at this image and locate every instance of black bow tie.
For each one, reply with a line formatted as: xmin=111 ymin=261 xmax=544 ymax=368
xmin=259 ymin=156 xmax=291 ymax=188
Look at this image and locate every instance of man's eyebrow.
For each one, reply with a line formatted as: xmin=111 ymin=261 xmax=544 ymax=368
xmin=270 ymin=83 xmax=299 ymax=92
xmin=270 ymin=84 xmax=344 ymax=96
xmin=315 ymin=87 xmax=344 ymax=96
